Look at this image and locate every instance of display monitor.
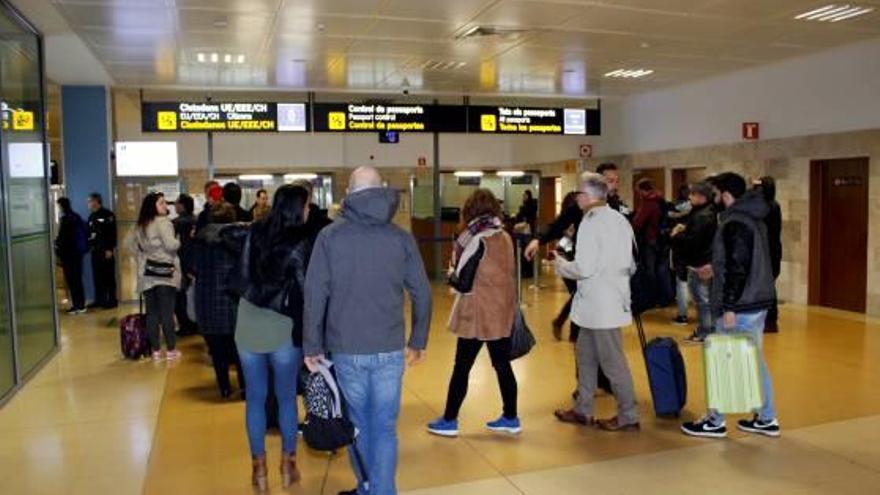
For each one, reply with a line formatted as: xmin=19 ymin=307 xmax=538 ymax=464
xmin=115 ymin=141 xmax=179 ymax=177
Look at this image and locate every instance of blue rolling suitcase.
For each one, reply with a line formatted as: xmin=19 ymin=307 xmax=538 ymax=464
xmin=636 ymin=316 xmax=687 ymax=417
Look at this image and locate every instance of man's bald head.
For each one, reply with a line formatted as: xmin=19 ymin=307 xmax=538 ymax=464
xmin=349 ymin=166 xmax=383 ymax=193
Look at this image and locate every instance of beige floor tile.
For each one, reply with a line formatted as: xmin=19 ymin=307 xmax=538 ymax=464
xmin=402 ymin=477 xmax=521 ymax=495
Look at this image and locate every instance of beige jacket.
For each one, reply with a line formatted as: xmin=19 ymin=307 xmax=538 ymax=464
xmin=124 ymin=216 xmax=181 ymax=292
xmin=555 ymin=205 xmax=636 ymax=330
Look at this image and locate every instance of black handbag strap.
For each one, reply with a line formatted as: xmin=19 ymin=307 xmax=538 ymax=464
xmin=635 ymin=314 xmax=647 ymax=351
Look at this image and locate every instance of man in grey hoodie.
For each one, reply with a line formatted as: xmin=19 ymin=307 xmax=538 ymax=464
xmin=304 ymin=166 xmax=433 ymax=495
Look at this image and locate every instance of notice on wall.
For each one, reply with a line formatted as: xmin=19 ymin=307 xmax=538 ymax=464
xmin=142 ymin=102 xmax=307 ymax=132
xmin=312 ymin=103 xmax=467 ymax=133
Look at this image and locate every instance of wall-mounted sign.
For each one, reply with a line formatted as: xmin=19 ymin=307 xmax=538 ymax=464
xmin=470 ymin=106 xmax=595 ymax=135
xmin=312 ymin=103 xmax=467 ymax=133
xmin=115 ymin=142 xmax=179 ymax=177
xmin=142 ymin=102 xmax=307 ymax=132
xmin=742 ymin=122 xmax=760 ymax=140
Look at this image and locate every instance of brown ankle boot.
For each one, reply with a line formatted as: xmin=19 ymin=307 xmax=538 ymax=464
xmin=252 ymin=455 xmax=268 ymax=491
xmin=280 ymin=452 xmax=301 ymax=487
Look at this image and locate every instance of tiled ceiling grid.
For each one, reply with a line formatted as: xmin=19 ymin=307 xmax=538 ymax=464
xmin=50 ymin=0 xmax=880 ymax=95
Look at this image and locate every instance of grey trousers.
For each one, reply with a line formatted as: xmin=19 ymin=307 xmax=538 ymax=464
xmin=574 ymin=328 xmax=639 ymax=425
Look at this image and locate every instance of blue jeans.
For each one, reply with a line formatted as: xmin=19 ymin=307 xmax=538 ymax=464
xmin=238 ymin=343 xmax=302 ymax=457
xmin=675 ymin=277 xmax=689 ymax=318
xmin=334 ymin=351 xmax=405 ymax=495
xmin=708 ymin=311 xmax=777 ymax=424
xmin=687 ymin=272 xmax=713 ymax=336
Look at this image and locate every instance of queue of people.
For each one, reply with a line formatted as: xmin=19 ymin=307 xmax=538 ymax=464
xmin=54 ymin=161 xmax=786 ymax=494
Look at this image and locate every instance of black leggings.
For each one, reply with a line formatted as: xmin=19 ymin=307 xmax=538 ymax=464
xmin=203 ymin=334 xmax=244 ymax=393
xmin=144 ymin=285 xmax=177 ymax=351
xmin=444 ymin=337 xmax=518 ymax=421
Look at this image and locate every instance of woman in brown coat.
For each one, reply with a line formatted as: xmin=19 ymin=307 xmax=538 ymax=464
xmin=427 ymin=189 xmax=519 ymax=438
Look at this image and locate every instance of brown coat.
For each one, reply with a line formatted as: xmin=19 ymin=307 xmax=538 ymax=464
xmin=449 ymin=231 xmax=516 ymax=341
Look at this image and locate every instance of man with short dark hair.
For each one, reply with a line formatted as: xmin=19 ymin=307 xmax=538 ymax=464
xmin=670 ymin=182 xmax=717 ymax=344
xmin=597 ymin=163 xmax=631 ymax=216
xmin=223 ymin=182 xmax=253 ymax=223
xmin=173 ymin=194 xmax=198 ymax=335
xmin=682 ymin=172 xmax=781 ymax=439
xmin=87 ymin=193 xmax=118 ymax=309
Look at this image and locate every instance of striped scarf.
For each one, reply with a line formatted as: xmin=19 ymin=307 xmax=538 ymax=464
xmin=454 ymin=215 xmax=502 ymax=261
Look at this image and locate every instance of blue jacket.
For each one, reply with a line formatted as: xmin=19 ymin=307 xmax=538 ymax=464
xmin=303 ymin=188 xmax=433 ymax=356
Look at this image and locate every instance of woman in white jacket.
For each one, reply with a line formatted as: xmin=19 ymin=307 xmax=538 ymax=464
xmin=125 ymin=192 xmax=182 ymax=360
xmin=553 ymin=172 xmax=640 ymax=432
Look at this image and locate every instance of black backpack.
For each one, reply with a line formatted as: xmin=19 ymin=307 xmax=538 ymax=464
xmin=302 ymin=362 xmax=356 ymax=452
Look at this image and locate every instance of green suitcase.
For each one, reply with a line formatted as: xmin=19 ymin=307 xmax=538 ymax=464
xmin=703 ymin=334 xmax=762 ymax=414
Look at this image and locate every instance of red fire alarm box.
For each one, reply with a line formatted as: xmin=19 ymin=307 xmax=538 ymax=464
xmin=742 ymin=122 xmax=760 ymax=140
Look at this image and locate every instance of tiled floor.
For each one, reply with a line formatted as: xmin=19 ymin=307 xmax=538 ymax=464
xmin=2 ymin=277 xmax=879 ymax=494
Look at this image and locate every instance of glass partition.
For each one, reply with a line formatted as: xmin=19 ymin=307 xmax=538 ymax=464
xmin=0 ymin=3 xmax=57 ymax=389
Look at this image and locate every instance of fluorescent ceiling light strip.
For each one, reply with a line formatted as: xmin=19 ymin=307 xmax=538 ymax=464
xmin=828 ymin=6 xmax=873 ymax=20
xmin=284 ymin=173 xmax=318 ymax=181
xmin=497 ymin=171 xmax=525 ymax=177
xmin=239 ymin=174 xmax=273 ymax=181
xmin=808 ymin=4 xmax=851 ymax=19
xmin=795 ymin=4 xmax=839 ymax=19
xmin=454 ymin=171 xmax=484 ymax=177
xmin=819 ymin=5 xmax=861 ymax=19
xmin=604 ymin=69 xmax=624 ymax=77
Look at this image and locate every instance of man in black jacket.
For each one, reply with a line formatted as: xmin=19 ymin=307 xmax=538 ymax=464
xmin=173 ymin=194 xmax=198 ymax=335
xmin=223 ymin=182 xmax=253 ymax=223
xmin=87 ymin=193 xmax=117 ymax=309
xmin=754 ymin=176 xmax=783 ymax=333
xmin=669 ymin=182 xmax=716 ymax=344
xmin=682 ymin=173 xmax=781 ymax=439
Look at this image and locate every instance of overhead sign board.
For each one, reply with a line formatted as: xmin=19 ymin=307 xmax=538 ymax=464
xmin=312 ymin=103 xmax=467 ymax=133
xmin=470 ymin=106 xmax=595 ymax=135
xmin=142 ymin=102 xmax=308 ymax=132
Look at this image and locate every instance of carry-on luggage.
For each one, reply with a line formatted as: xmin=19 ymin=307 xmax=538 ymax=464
xmin=635 ymin=315 xmax=687 ymax=417
xmin=120 ymin=298 xmax=150 ymax=359
xmin=703 ymin=333 xmax=762 ymax=414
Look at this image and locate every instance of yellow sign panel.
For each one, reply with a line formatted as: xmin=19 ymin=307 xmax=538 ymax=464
xmin=12 ymin=110 xmax=34 ymax=131
xmin=157 ymin=111 xmax=178 ymax=130
xmin=328 ymin=112 xmax=347 ymax=130
xmin=480 ymin=114 xmax=496 ymax=132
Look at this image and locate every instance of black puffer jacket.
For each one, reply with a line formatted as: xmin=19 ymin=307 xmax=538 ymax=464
xmin=227 ymin=224 xmax=312 ymax=346
xmin=670 ymin=202 xmax=717 ymax=268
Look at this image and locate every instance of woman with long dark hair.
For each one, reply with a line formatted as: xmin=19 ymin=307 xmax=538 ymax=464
xmin=124 ymin=192 xmax=181 ymax=360
xmin=427 ymin=188 xmax=520 ymax=438
xmin=233 ymin=185 xmax=312 ymax=490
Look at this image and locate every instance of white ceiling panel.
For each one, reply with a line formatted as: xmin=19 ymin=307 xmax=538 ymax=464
xmin=40 ymin=0 xmax=880 ymax=95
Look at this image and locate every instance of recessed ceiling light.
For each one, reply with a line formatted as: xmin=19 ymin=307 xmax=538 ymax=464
xmin=794 ymin=4 xmax=874 ymax=22
xmin=223 ymin=54 xmax=232 ymax=63
xmin=210 ymin=53 xmax=219 ymax=63
xmin=238 ymin=174 xmax=274 ymax=181
xmin=237 ymin=54 xmax=246 ymax=64
xmin=196 ymin=52 xmax=205 ymax=63
xmin=604 ymin=69 xmax=654 ymax=79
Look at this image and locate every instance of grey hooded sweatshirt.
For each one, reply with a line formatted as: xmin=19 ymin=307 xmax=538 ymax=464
xmin=303 ymin=187 xmax=433 ymax=356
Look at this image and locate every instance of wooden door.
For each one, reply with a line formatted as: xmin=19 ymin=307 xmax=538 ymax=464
xmin=538 ymin=177 xmax=557 ymax=226
xmin=809 ymin=158 xmax=869 ymax=313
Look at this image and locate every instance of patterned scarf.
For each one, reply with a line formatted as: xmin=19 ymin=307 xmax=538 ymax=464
xmin=454 ymin=215 xmax=502 ymax=261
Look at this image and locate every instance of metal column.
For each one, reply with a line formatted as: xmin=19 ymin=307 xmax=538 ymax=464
xmin=432 ymin=117 xmax=442 ymax=280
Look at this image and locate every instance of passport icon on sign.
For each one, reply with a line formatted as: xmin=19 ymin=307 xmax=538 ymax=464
xmin=480 ymin=114 xmax=496 ymax=132
xmin=157 ymin=111 xmax=177 ymax=130
xmin=328 ymin=112 xmax=346 ymax=130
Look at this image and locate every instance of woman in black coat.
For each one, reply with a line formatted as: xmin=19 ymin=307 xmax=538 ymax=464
xmin=55 ymin=197 xmax=88 ymax=314
xmin=191 ymin=201 xmax=245 ymax=398
xmin=756 ymin=176 xmax=783 ymax=333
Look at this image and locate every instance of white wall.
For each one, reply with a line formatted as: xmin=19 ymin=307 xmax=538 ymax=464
xmin=605 ymin=38 xmax=880 ymax=156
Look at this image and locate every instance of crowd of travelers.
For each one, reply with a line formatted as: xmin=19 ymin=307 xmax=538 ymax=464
xmin=52 ymin=162 xmax=784 ymax=494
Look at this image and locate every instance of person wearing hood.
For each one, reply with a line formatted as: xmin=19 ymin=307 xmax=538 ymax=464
xmin=754 ymin=176 xmax=782 ymax=333
xmin=682 ymin=172 xmax=781 ymax=440
xmin=303 ymin=166 xmax=433 ymax=495
xmin=191 ymin=201 xmax=244 ymax=399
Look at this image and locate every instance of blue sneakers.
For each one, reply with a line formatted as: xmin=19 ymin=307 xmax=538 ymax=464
xmin=486 ymin=416 xmax=522 ymax=435
xmin=427 ymin=418 xmax=459 ymax=437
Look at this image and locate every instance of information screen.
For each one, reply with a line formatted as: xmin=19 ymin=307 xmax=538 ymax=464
xmin=142 ymin=102 xmax=307 ymax=132
xmin=115 ymin=142 xmax=179 ymax=177
xmin=312 ymin=103 xmax=467 ymax=133
xmin=469 ymin=105 xmax=594 ymax=135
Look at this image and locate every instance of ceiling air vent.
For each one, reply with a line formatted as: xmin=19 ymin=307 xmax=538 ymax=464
xmin=455 ymin=25 xmax=529 ymax=40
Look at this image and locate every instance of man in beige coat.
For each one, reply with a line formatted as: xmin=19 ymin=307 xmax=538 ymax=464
xmin=553 ymin=172 xmax=640 ymax=432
